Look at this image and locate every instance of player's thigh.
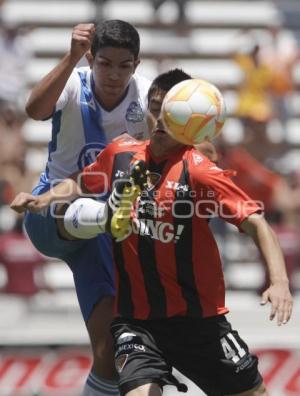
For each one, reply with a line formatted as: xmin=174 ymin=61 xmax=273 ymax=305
xmin=24 ymin=209 xmax=86 ymax=258
xmin=86 ymin=296 xmax=116 ymax=377
xmin=87 ymin=295 xmax=115 ymax=350
xmin=167 ymin=316 xmax=263 ymax=396
xmin=111 ymin=318 xmax=180 ymax=396
xmin=66 ymin=234 xmax=115 ymax=322
xmin=26 ymin=210 xmax=116 ymax=323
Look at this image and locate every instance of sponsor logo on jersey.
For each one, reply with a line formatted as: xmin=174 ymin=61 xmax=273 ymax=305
xmin=115 ymin=169 xmax=127 ymax=178
xmin=125 ymin=101 xmax=144 ymax=123
xmin=138 ymin=200 xmax=165 ymax=218
xmin=115 ymin=354 xmax=129 ymax=374
xmin=77 ymin=142 xmax=106 ymax=170
xmin=166 ymin=180 xmax=189 ymax=192
xmin=120 ymin=218 xmax=185 ymax=243
xmin=117 ymin=343 xmax=145 ymax=353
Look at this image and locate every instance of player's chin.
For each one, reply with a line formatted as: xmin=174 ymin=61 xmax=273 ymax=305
xmin=152 ymin=128 xmax=168 ymax=137
xmin=104 ymin=86 xmax=124 ymax=96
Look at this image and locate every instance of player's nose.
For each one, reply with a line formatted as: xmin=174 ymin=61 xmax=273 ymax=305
xmin=108 ymin=68 xmax=120 ymax=80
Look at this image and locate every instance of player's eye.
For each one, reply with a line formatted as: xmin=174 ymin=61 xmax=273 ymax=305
xmin=98 ymin=60 xmax=110 ymax=67
xmin=120 ymin=63 xmax=133 ymax=69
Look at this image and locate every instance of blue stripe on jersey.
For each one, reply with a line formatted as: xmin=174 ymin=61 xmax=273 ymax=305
xmin=77 ymin=71 xmax=107 ymax=170
xmin=45 ymin=110 xmax=62 ymax=179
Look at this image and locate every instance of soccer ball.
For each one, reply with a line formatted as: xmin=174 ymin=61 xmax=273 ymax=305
xmin=161 ymin=79 xmax=226 ymax=145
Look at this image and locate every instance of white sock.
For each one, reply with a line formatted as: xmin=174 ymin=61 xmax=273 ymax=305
xmin=82 ymin=372 xmax=119 ymax=395
xmin=64 ymin=198 xmax=108 ymax=239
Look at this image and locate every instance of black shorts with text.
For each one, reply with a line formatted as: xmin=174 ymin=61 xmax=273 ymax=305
xmin=111 ymin=315 xmax=263 ymax=396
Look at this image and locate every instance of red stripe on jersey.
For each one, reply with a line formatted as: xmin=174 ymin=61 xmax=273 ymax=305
xmin=122 ymin=235 xmax=150 ymax=319
xmin=192 ymin=216 xmax=229 ymax=317
xmin=154 ymin=237 xmax=188 ymax=317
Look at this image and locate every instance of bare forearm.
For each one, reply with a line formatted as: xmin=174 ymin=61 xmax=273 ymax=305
xmin=253 ymin=220 xmax=288 ymax=284
xmin=241 ymin=214 xmax=293 ymax=324
xmin=11 ymin=175 xmax=85 ymax=214
xmin=26 ymin=23 xmax=94 ymax=120
xmin=26 ymin=53 xmax=78 ymax=120
xmin=241 ymin=214 xmax=289 ymax=284
xmin=47 ymin=176 xmax=83 ymax=204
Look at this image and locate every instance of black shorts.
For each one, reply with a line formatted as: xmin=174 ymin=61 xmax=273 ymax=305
xmin=111 ymin=315 xmax=263 ymax=396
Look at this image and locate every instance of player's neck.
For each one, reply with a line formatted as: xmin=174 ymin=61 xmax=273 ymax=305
xmin=149 ymin=140 xmax=184 ymax=160
xmin=93 ymin=86 xmax=129 ymax=111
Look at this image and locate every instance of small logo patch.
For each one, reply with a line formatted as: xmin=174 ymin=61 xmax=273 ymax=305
xmin=72 ymin=204 xmax=83 ymax=228
xmin=192 ymin=153 xmax=203 ymax=165
xmin=126 ymin=101 xmax=144 ymax=123
xmin=115 ymin=354 xmax=128 ymax=373
xmin=146 ymin=172 xmax=161 ymax=191
xmin=117 ymin=332 xmax=136 ymax=344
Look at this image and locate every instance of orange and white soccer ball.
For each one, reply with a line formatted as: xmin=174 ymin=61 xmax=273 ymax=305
xmin=162 ymin=79 xmax=226 ymax=145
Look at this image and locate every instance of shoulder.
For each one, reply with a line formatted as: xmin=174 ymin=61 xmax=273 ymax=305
xmin=102 ymin=134 xmax=147 ymax=156
xmin=75 ymin=66 xmax=91 ymax=77
xmin=185 ymin=147 xmax=226 ymax=183
xmin=71 ymin=66 xmax=92 ymax=87
xmin=131 ymin=73 xmax=152 ymax=94
xmin=61 ymin=66 xmax=90 ymax=96
xmin=185 ymin=147 xmax=213 ymax=170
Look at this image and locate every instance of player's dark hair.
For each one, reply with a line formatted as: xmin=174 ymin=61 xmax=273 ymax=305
xmin=147 ymin=68 xmax=192 ymax=102
xmin=91 ymin=20 xmax=140 ymax=59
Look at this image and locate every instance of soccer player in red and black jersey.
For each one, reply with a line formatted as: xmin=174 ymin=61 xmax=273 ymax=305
xmin=12 ymin=69 xmax=293 ymax=396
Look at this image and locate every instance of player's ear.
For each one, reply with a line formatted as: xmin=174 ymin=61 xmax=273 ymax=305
xmin=86 ymin=51 xmax=94 ymax=68
xmin=133 ymin=58 xmax=140 ymax=71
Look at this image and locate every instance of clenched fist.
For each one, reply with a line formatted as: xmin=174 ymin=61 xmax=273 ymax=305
xmin=70 ymin=23 xmax=95 ymax=62
xmin=10 ymin=192 xmax=51 ymax=214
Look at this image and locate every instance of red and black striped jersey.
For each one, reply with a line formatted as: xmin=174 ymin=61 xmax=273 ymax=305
xmin=83 ymin=135 xmax=260 ymax=320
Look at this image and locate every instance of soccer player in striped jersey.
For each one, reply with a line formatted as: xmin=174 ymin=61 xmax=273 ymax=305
xmin=12 ymin=69 xmax=293 ymax=396
xmin=13 ymin=20 xmax=150 ymax=396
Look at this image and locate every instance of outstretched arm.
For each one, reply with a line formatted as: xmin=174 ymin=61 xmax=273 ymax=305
xmin=10 ymin=174 xmax=82 ymax=214
xmin=10 ymin=174 xmax=107 ymax=240
xmin=240 ymin=213 xmax=293 ymax=325
xmin=26 ymin=24 xmax=95 ymax=120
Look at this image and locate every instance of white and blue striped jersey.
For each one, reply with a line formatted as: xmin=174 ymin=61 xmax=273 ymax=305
xmin=45 ymin=67 xmax=151 ymax=181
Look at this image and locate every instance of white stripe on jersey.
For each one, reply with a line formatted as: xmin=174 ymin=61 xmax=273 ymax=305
xmin=45 ymin=67 xmax=151 ymax=181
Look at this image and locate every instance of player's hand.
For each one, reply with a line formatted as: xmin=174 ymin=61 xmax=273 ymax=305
xmin=10 ymin=192 xmax=50 ymax=214
xmin=260 ymin=281 xmax=293 ymax=326
xmin=70 ymin=23 xmax=95 ymax=61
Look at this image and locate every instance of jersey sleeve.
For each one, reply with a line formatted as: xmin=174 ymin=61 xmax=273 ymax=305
xmin=191 ymin=164 xmax=262 ymax=229
xmin=55 ymin=69 xmax=79 ymax=112
xmin=81 ymin=144 xmax=115 ymax=194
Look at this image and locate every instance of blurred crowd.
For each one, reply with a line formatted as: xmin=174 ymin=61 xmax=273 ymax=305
xmin=0 ymin=0 xmax=299 ymax=298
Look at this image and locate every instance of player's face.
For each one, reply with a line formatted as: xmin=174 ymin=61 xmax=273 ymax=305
xmin=90 ymin=47 xmax=140 ymax=108
xmin=147 ymin=88 xmax=185 ymax=156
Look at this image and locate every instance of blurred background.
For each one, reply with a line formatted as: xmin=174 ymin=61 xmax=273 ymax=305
xmin=0 ymin=0 xmax=300 ymax=395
